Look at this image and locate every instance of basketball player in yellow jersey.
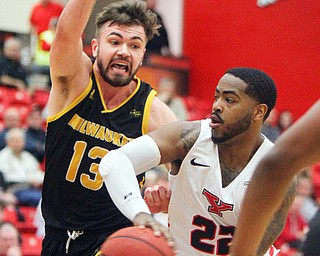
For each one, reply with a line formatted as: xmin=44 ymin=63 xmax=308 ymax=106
xmin=41 ymin=0 xmax=176 ymax=255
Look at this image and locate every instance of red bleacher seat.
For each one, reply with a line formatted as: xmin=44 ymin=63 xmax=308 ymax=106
xmin=0 ymin=102 xmax=8 ymax=126
xmin=19 ymin=206 xmax=37 ymax=222
xmin=32 ymin=89 xmax=50 ymax=109
xmin=21 ymin=233 xmax=43 ymax=256
xmin=0 ymin=86 xmax=9 ymax=101
xmin=16 ymin=206 xmax=38 ymax=234
xmin=4 ymin=206 xmax=38 ymax=234
xmin=0 ymin=87 xmax=33 ymax=125
xmin=182 ymin=96 xmax=212 ymax=120
xmin=3 ymin=206 xmax=18 ymax=223
xmin=6 ymin=88 xmax=33 ymax=106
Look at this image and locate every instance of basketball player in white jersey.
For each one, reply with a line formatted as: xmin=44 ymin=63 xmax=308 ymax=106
xmin=99 ymin=67 xmax=296 ymax=255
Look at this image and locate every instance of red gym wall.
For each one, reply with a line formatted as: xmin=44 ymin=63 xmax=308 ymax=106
xmin=183 ymin=0 xmax=320 ymax=119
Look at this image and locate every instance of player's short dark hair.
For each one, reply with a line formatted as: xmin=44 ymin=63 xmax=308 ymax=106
xmin=95 ymin=0 xmax=160 ymax=41
xmin=226 ymin=67 xmax=277 ymax=120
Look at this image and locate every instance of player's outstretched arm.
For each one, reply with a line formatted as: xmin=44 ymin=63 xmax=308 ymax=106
xmin=49 ymin=0 xmax=94 ymax=115
xmin=230 ymin=100 xmax=320 ymax=256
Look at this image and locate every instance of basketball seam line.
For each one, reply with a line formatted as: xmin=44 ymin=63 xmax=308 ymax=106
xmin=108 ymin=235 xmax=167 ymax=256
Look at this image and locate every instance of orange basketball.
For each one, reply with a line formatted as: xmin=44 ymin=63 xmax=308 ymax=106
xmin=100 ymin=226 xmax=174 ymax=256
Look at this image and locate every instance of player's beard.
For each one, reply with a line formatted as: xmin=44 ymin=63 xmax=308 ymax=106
xmin=97 ymin=57 xmax=139 ymax=87
xmin=211 ymin=111 xmax=252 ymax=144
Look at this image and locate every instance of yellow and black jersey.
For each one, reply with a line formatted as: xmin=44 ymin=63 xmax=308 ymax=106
xmin=42 ymin=70 xmax=156 ymax=235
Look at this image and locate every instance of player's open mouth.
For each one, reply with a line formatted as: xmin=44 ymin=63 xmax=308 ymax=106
xmin=111 ymin=62 xmax=129 ymax=72
xmin=211 ymin=114 xmax=222 ymax=123
xmin=209 ymin=114 xmax=223 ymax=128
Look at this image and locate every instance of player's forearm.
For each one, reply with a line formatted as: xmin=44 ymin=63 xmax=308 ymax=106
xmin=99 ymin=150 xmax=151 ymax=221
xmin=231 ymin=158 xmax=294 ymax=255
xmin=57 ymin=0 xmax=95 ymax=38
xmin=99 ymin=135 xmax=161 ymax=220
xmin=257 ymin=178 xmax=296 ymax=255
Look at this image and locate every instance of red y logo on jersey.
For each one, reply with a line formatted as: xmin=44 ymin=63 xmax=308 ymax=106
xmin=202 ymin=189 xmax=234 ymax=217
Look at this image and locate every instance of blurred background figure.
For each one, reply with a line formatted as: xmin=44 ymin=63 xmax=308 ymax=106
xmin=145 ymin=0 xmax=171 ymax=56
xmin=24 ymin=104 xmax=46 ymax=164
xmin=29 ymin=0 xmax=64 ymax=36
xmin=0 ymin=107 xmax=22 ymax=150
xmin=296 ymin=172 xmax=319 ymax=223
xmin=0 ymin=222 xmax=22 ymax=256
xmin=29 ymin=17 xmax=58 ymax=91
xmin=0 ymin=128 xmax=44 ymax=207
xmin=274 ymin=195 xmax=308 ymax=256
xmin=302 ymin=209 xmax=320 ymax=256
xmin=310 ymin=162 xmax=320 ymax=203
xmin=0 ymin=189 xmax=17 ymax=212
xmin=157 ymin=77 xmax=188 ymax=121
xmin=261 ymin=108 xmax=280 ymax=142
xmin=29 ymin=0 xmax=64 ymax=89
xmin=278 ymin=109 xmax=294 ymax=134
xmin=0 ymin=38 xmax=29 ymax=91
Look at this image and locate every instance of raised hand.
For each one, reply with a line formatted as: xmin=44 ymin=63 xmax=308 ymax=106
xmin=144 ymin=185 xmax=171 ymax=213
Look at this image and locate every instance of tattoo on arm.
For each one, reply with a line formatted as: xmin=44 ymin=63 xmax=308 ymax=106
xmin=257 ymin=178 xmax=297 ymax=255
xmin=180 ymin=122 xmax=200 ymax=157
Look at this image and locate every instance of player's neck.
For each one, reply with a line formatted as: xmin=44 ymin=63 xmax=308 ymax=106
xmin=100 ymin=80 xmax=137 ymax=109
xmin=218 ymin=133 xmax=264 ymax=171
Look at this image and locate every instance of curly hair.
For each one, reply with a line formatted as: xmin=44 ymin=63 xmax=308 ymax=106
xmin=226 ymin=67 xmax=277 ymax=120
xmin=95 ymin=0 xmax=160 ymax=41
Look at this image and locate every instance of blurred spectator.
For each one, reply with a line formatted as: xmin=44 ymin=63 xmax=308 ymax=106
xmin=0 ymin=128 xmax=44 ymax=207
xmin=0 ymin=38 xmax=29 ymax=91
xmin=0 ymin=107 xmax=21 ymax=150
xmin=0 ymin=222 xmax=22 ymax=256
xmin=157 ymin=77 xmax=188 ymax=120
xmin=24 ymin=104 xmax=46 ymax=163
xmin=0 ymin=192 xmax=17 ymax=212
xmin=29 ymin=0 xmax=64 ymax=36
xmin=278 ymin=109 xmax=294 ymax=134
xmin=29 ymin=0 xmax=63 ymax=91
xmin=261 ymin=108 xmax=280 ymax=142
xmin=29 ymin=17 xmax=58 ymax=92
xmin=145 ymin=0 xmax=171 ymax=56
xmin=0 ymin=173 xmax=18 ymax=209
xmin=0 ymin=200 xmax=5 ymax=222
xmin=311 ymin=162 xmax=320 ymax=202
xmin=274 ymin=195 xmax=308 ymax=254
xmin=296 ymin=173 xmax=319 ymax=222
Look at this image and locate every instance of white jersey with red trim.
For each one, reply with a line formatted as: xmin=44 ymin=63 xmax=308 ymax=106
xmin=168 ymin=118 xmax=277 ymax=256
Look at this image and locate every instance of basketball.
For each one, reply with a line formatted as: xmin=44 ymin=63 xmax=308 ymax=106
xmin=100 ymin=226 xmax=175 ymax=256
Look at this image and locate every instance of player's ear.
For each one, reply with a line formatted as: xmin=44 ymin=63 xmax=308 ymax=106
xmin=253 ymin=103 xmax=268 ymax=121
xmin=91 ymin=39 xmax=98 ymax=58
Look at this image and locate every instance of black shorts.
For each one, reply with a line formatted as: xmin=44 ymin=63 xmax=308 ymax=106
xmin=41 ymin=226 xmax=108 ymax=256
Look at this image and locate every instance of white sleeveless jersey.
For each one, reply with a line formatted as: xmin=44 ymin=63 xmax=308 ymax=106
xmin=168 ymin=119 xmax=276 ymax=256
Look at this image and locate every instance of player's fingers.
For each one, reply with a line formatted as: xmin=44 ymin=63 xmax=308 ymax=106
xmin=144 ymin=187 xmax=155 ymax=206
xmin=166 ymin=188 xmax=172 ymax=199
xmin=151 ymin=222 xmax=175 ymax=249
xmin=150 ymin=186 xmax=161 ymax=206
xmin=158 ymin=186 xmax=167 ymax=200
xmin=134 ymin=213 xmax=176 ymax=252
